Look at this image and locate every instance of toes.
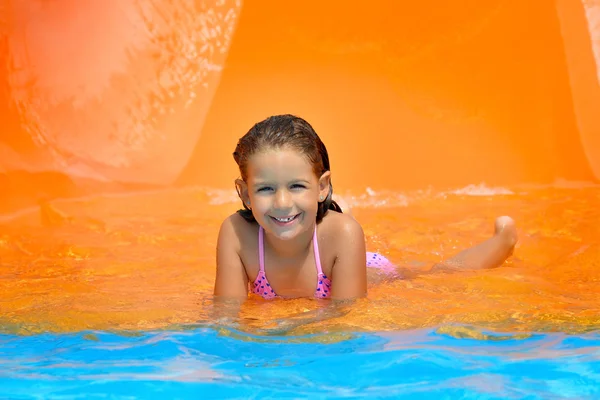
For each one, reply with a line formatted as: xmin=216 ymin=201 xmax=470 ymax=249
xmin=495 ymin=216 xmax=515 ymax=233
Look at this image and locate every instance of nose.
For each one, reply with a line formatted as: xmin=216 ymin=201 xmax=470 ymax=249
xmin=274 ymin=188 xmax=293 ymax=209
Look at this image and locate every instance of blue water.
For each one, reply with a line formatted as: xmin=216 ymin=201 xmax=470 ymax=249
xmin=1 ymin=327 xmax=599 ymax=399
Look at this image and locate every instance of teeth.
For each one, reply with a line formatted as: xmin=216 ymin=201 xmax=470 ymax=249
xmin=275 ymin=215 xmax=295 ymax=222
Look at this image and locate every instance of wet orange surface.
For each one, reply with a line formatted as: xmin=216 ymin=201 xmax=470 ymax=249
xmin=0 ymin=184 xmax=598 ymax=336
xmin=1 ymin=1 xmax=600 ymax=337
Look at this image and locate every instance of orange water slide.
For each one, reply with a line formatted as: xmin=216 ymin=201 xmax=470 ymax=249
xmin=1 ymin=0 xmax=598 ymax=213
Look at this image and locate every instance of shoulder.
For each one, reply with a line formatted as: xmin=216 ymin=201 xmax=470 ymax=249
xmin=320 ymin=211 xmax=367 ymax=299
xmin=320 ymin=210 xmax=365 ymax=246
xmin=218 ymin=212 xmax=258 ymax=249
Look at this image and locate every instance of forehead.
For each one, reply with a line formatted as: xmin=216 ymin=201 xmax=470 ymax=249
xmin=247 ymin=148 xmax=316 ymax=182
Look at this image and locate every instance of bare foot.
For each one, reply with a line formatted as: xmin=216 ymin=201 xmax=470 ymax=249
xmin=430 ymin=215 xmax=518 ymax=273
xmin=495 ymin=215 xmax=518 ymax=255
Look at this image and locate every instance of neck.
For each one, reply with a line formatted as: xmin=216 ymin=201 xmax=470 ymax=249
xmin=263 ymin=224 xmax=315 ymax=259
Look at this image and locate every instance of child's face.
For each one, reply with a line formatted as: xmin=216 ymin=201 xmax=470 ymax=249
xmin=241 ymin=148 xmax=330 ymax=240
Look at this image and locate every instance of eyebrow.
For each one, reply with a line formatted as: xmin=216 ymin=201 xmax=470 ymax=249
xmin=252 ymin=179 xmax=312 ymax=185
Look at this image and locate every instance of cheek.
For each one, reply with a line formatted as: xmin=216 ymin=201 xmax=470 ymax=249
xmin=249 ymin=195 xmax=268 ymax=210
xmin=300 ymin=194 xmax=319 ymax=209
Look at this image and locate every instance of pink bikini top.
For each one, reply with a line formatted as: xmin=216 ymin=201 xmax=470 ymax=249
xmin=251 ymin=225 xmax=332 ymax=299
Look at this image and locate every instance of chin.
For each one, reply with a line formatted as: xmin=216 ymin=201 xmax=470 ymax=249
xmin=274 ymin=231 xmax=300 ymax=241
xmin=265 ymin=214 xmax=311 ymax=240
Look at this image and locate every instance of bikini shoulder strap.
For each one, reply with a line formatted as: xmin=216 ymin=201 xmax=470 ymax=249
xmin=313 ymin=225 xmax=324 ymax=275
xmin=258 ymin=226 xmax=265 ymax=272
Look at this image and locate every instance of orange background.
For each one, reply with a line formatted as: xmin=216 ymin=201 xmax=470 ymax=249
xmin=1 ymin=0 xmax=599 ymax=214
xmin=1 ymin=1 xmax=600 ymax=335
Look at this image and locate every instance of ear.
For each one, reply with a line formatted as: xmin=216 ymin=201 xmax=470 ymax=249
xmin=235 ymin=178 xmax=251 ymax=208
xmin=318 ymin=171 xmax=331 ymax=202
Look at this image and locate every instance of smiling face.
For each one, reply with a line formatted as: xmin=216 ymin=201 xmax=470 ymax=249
xmin=238 ymin=147 xmax=331 ymax=240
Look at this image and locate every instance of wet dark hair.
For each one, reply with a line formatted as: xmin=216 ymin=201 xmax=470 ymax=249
xmin=233 ymin=114 xmax=342 ymax=223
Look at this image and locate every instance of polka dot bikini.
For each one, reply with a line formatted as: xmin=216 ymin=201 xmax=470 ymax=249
xmin=251 ymin=227 xmax=397 ymax=300
xmin=366 ymin=252 xmax=396 ymax=274
xmin=252 ymin=225 xmax=331 ymax=299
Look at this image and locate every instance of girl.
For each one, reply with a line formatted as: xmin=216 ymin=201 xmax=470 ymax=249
xmin=213 ymin=114 xmax=518 ymax=301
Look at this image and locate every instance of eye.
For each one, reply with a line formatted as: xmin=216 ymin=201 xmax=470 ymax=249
xmin=256 ymin=186 xmax=273 ymax=193
xmin=290 ymin=184 xmax=307 ymax=190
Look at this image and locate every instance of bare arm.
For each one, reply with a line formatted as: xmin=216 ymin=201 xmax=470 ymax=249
xmin=211 ymin=216 xmax=250 ymax=325
xmin=331 ymin=217 xmax=367 ymax=300
xmin=214 ymin=215 xmax=249 ymax=300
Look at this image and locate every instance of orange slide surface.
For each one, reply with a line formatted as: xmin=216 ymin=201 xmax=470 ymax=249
xmin=2 ymin=1 xmax=600 ymax=335
xmin=1 ymin=0 xmax=599 ymax=213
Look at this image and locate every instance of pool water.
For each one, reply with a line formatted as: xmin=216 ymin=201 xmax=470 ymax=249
xmin=1 ymin=183 xmax=599 ymax=398
xmin=2 ymin=328 xmax=599 ymax=399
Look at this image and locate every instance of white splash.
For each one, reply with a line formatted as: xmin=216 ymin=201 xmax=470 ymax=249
xmin=448 ymin=183 xmax=514 ymax=196
xmin=581 ymin=0 xmax=600 ymax=84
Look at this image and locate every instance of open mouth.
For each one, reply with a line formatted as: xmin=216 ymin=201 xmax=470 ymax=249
xmin=270 ymin=213 xmax=301 ymax=224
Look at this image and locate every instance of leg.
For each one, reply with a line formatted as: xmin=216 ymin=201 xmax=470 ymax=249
xmin=430 ymin=216 xmax=518 ymax=272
